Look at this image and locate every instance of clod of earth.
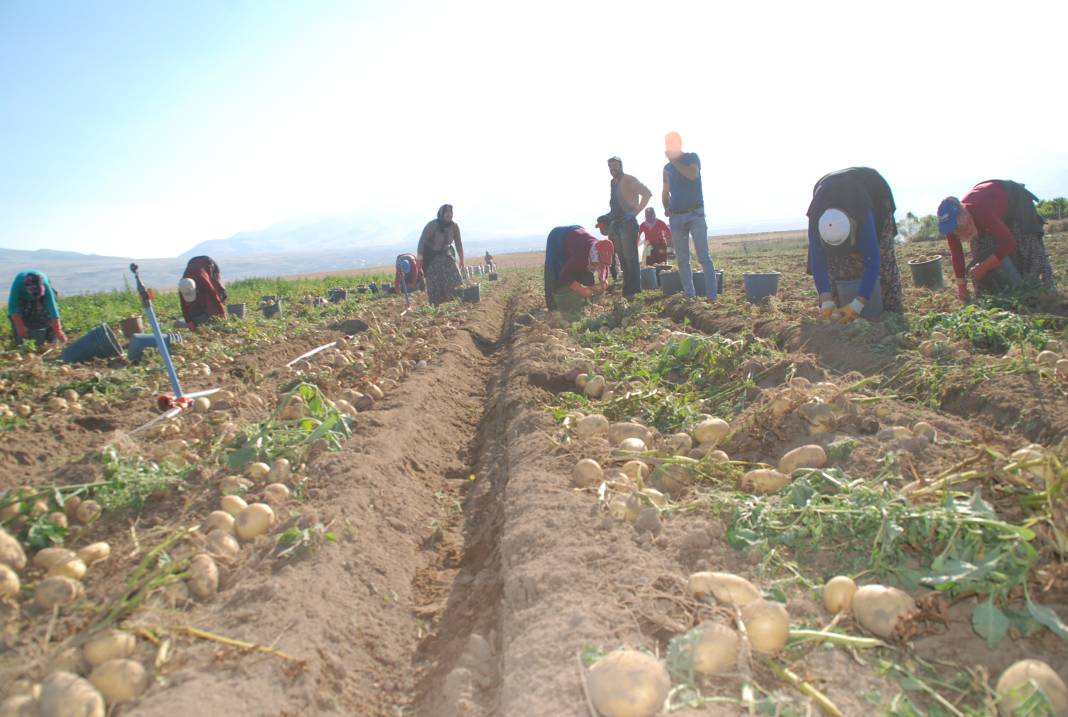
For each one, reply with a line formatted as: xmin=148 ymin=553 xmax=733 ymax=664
xmin=587 ymin=649 xmax=671 ymax=717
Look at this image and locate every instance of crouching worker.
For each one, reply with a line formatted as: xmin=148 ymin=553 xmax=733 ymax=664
xmin=544 ymin=225 xmax=614 ymax=315
xmin=938 ymin=180 xmax=1053 ymax=302
xmin=8 ymin=270 xmax=67 ymax=344
xmin=807 ymin=167 xmax=903 ymax=323
xmin=639 ymin=207 xmax=671 ymax=266
xmin=179 ymin=256 xmax=227 ymax=330
xmin=394 ymin=252 xmax=423 ymax=306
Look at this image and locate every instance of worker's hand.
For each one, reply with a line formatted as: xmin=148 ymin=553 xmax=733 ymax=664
xmin=968 ymin=254 xmax=1001 ymax=283
xmin=592 ymin=282 xmax=607 ymax=296
xmin=819 ymin=301 xmax=836 ymax=320
xmin=955 ymin=278 xmax=970 ymax=303
xmin=836 ymin=298 xmax=865 ymax=324
xmin=55 ymin=328 xmax=68 ymax=343
xmin=11 ymin=315 xmax=28 ymax=340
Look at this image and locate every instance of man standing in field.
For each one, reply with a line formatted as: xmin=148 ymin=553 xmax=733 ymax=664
xmin=638 ymin=207 xmax=671 ymax=265
xmin=662 ymin=132 xmax=717 ymax=301
xmin=606 ymin=156 xmax=651 ymax=297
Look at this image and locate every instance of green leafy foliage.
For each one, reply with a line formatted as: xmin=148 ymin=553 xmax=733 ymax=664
xmin=95 ymin=446 xmax=190 ymax=511
xmin=914 ymin=305 xmax=1051 ymax=353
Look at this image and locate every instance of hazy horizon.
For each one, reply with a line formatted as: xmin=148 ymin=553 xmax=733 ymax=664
xmin=3 ymin=0 xmax=1066 ymax=258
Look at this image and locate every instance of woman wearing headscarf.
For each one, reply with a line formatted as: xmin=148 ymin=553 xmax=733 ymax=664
xmin=179 ymin=255 xmax=228 ymax=330
xmin=417 ymin=204 xmax=465 ymax=306
xmin=7 ymin=270 xmax=67 ymax=344
xmin=544 ymin=225 xmax=615 ymax=314
xmin=394 ymin=252 xmax=423 ymax=305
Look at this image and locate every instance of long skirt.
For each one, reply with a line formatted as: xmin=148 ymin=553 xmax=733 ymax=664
xmin=971 ymin=221 xmax=1055 ymax=291
xmin=425 ymin=252 xmax=463 ymax=306
xmin=827 ymin=215 xmax=903 ymax=313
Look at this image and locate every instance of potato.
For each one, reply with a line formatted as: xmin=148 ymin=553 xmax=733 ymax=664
xmin=187 ymin=553 xmax=219 ymax=599
xmin=739 ymin=469 xmax=790 ymax=495
xmin=741 ymin=600 xmax=790 ymax=655
xmin=47 ymin=397 xmax=69 ymax=412
xmin=193 ymin=396 xmax=211 ymax=412
xmin=62 ymin=496 xmax=82 ymax=520
xmin=39 ymin=672 xmax=104 ymax=717
xmin=822 ymin=576 xmax=857 ymax=614
xmin=47 ymin=512 xmax=68 ymax=530
xmin=219 ymin=475 xmax=252 ymax=495
xmin=207 ymin=530 xmax=240 ymax=558
xmin=0 ymin=694 xmax=39 ymax=716
xmin=688 ymin=571 xmax=760 ymax=606
xmin=83 ymin=629 xmax=136 ymax=667
xmin=911 ymin=421 xmax=937 ymax=441
xmin=75 ymin=500 xmax=101 ymax=525
xmin=366 ymin=384 xmax=385 ymax=400
xmin=1037 ymin=350 xmax=1061 ymax=367
xmin=34 ymin=576 xmax=83 ymax=610
xmin=798 ymin=401 xmax=835 ymax=433
xmin=33 ymin=548 xmax=77 ymax=571
xmin=269 ymin=457 xmax=292 ymax=482
xmin=204 ymin=510 xmax=235 ymax=534
xmin=616 ymin=437 xmax=647 ymax=454
xmin=264 ymin=483 xmax=290 ymax=505
xmin=15 ymin=404 xmax=31 ymax=418
xmin=0 ymin=564 xmax=20 ymax=598
xmin=852 ymin=585 xmax=916 ymax=639
xmin=584 ymin=376 xmax=606 ymax=398
xmin=692 ymin=418 xmax=729 ymax=446
xmin=647 ymin=463 xmax=693 ymax=498
xmin=51 ymin=646 xmax=89 ymax=675
xmin=778 ymin=444 xmax=828 ymax=475
xmin=234 ymin=503 xmax=276 ymax=541
xmin=48 ymin=557 xmax=86 ymax=581
xmin=89 ymin=658 xmax=148 ymax=705
xmin=1057 ymin=358 xmax=1068 ymax=379
xmin=930 ymin=331 xmax=949 ymax=342
xmin=691 ymin=622 xmax=739 ymax=675
xmin=575 ymin=373 xmax=589 ymax=390
xmin=608 ymin=422 xmax=652 ymax=446
xmin=587 ymin=649 xmax=670 ymax=717
xmin=220 ymin=494 xmax=248 ymax=516
xmin=0 ymin=528 xmax=27 ymax=571
xmin=770 ymin=396 xmax=793 ymax=418
xmin=246 ymin=461 xmax=271 ymax=480
xmin=663 ymin=433 xmax=693 ymax=455
xmin=575 ymin=414 xmax=610 ymax=438
xmin=621 ymin=461 xmax=650 ymax=482
xmin=996 ymin=659 xmax=1068 ymax=717
xmin=572 ymin=459 xmax=604 ymax=488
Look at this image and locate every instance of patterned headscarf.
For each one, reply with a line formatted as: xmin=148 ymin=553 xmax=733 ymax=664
xmin=436 ymin=204 xmax=454 ymax=229
xmin=23 ymin=273 xmax=45 ymax=298
xmin=590 ymin=239 xmax=615 ymax=284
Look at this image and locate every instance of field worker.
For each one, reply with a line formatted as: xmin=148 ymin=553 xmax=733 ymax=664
xmin=639 ymin=207 xmax=671 ymax=266
xmin=544 ymin=225 xmax=615 ymax=313
xmin=938 ymin=180 xmax=1053 ymax=302
xmin=484 ymin=251 xmax=495 ymax=272
xmin=7 ymin=270 xmax=67 ymax=345
xmin=606 ymin=157 xmax=652 ymax=297
xmin=394 ymin=252 xmax=423 ymax=305
xmin=595 ymin=214 xmax=622 ymax=282
xmin=807 ymin=167 xmax=903 ymax=322
xmin=417 ymin=204 xmax=465 ymax=306
xmin=179 ymin=255 xmax=228 ymax=330
xmin=662 ymin=132 xmax=717 ymax=301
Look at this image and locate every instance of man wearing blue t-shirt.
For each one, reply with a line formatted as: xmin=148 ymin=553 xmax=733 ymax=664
xmin=662 ymin=132 xmax=716 ymax=300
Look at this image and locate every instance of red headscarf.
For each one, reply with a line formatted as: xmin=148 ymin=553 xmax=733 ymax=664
xmin=591 ymin=239 xmax=615 ymax=285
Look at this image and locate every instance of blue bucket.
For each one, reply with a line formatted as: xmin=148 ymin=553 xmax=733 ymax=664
xmin=834 ymin=278 xmax=884 ymax=319
xmin=743 ymin=272 xmax=781 ymax=303
xmin=61 ymin=323 xmax=122 ymax=363
xmin=660 ymin=271 xmax=683 ymax=296
xmin=127 ymin=332 xmax=182 ymax=363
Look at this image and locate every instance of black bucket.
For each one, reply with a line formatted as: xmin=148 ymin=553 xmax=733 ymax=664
xmin=262 ymin=300 xmax=282 ymax=318
xmin=457 ymin=285 xmax=481 ymax=303
xmin=328 ymin=288 xmax=348 ymax=303
xmin=61 ymin=323 xmax=122 ymax=363
xmin=908 ymin=255 xmax=945 ymax=289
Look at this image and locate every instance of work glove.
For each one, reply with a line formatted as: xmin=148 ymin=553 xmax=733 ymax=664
xmin=836 ymin=298 xmax=865 ymax=324
xmin=968 ymin=254 xmax=1001 ymax=283
xmin=819 ymin=300 xmax=836 ymax=320
xmin=51 ymin=320 xmax=67 ymax=343
xmin=11 ymin=314 xmax=28 ymax=340
xmin=570 ymin=281 xmax=593 ymax=298
xmin=955 ymin=278 xmax=970 ymax=303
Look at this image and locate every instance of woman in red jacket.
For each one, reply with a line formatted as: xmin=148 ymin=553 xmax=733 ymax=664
xmin=544 ymin=225 xmax=615 ymax=313
xmin=179 ymin=256 xmax=228 ymax=329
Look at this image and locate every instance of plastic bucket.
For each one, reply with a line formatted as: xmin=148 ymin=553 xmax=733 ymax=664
xmin=743 ymin=272 xmax=781 ymax=303
xmin=227 ymin=303 xmax=246 ymax=319
xmin=356 ymin=285 xmax=368 ymax=294
xmin=328 ymin=288 xmax=348 ymax=303
xmin=660 ymin=271 xmax=683 ymax=296
xmin=262 ymin=300 xmax=282 ymax=319
xmin=908 ymin=255 xmax=945 ymax=289
xmin=488 ymin=272 xmax=499 ymax=281
xmin=127 ymin=332 xmax=182 ymax=363
xmin=979 ymin=255 xmax=1022 ymax=293
xmin=834 ymin=278 xmax=884 ymax=319
xmin=61 ymin=323 xmax=122 ymax=363
xmin=640 ymin=267 xmax=659 ymax=290
xmin=120 ymin=315 xmax=144 ymax=340
xmin=715 ymin=270 xmax=724 ymax=294
xmin=457 ymin=285 xmax=481 ymax=303
xmin=380 ymin=282 xmax=393 ymax=295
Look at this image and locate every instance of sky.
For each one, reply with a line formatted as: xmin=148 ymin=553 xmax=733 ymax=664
xmin=2 ymin=0 xmax=1066 ymax=258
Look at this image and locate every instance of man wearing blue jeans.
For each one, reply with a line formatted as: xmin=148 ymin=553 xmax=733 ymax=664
xmin=662 ymin=132 xmax=716 ymax=300
xmin=606 ymin=156 xmax=651 ymax=297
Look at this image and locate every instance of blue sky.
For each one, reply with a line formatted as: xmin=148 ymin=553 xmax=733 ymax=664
xmin=2 ymin=0 xmax=1066 ymax=258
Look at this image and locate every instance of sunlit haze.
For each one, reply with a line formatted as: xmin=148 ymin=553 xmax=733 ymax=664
xmin=2 ymin=0 xmax=1066 ymax=258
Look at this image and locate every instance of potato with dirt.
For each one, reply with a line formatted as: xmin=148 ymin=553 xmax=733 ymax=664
xmin=572 ymin=459 xmax=604 ymax=488
xmin=575 ymin=414 xmax=609 ymax=438
xmin=688 ymin=571 xmax=760 ymax=606
xmin=34 ymin=576 xmax=83 ymax=610
xmin=0 ymin=528 xmax=26 ymax=571
xmin=741 ymin=599 xmax=790 ymax=655
xmin=83 ymin=630 xmax=136 ymax=667
xmin=690 ymin=622 xmax=740 ymax=675
xmin=0 ymin=564 xmax=20 ymax=598
xmin=995 ymin=659 xmax=1068 ymax=716
xmin=647 ymin=462 xmax=693 ymax=498
xmin=187 ymin=553 xmax=219 ymax=599
xmin=38 ymin=672 xmax=104 ymax=717
xmin=851 ymin=585 xmax=915 ymax=639
xmin=822 ymin=576 xmax=857 ymax=614
xmin=587 ymin=649 xmax=670 ymax=717
xmin=777 ymin=444 xmax=828 ymax=475
xmin=89 ymin=658 xmax=149 ymax=705
xmin=739 ymin=468 xmax=790 ymax=494
xmin=234 ymin=503 xmax=276 ymax=541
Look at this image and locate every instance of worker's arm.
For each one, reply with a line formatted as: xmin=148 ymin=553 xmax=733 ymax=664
xmin=453 ymin=226 xmax=465 ymax=270
xmin=662 ymin=220 xmax=671 ymax=241
xmin=633 ymin=177 xmax=651 ymax=216
xmin=855 ymin=210 xmax=881 ymax=303
xmin=661 ymin=170 xmax=671 ymax=216
xmin=204 ymin=279 xmax=227 ymax=318
xmin=945 ymin=233 xmax=967 ymax=280
xmin=180 ymin=297 xmax=195 ymax=330
xmin=670 ymin=154 xmax=700 ymax=181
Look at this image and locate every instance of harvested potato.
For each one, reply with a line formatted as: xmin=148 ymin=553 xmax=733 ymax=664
xmin=187 ymin=553 xmax=219 ymax=599
xmin=1037 ymin=350 xmax=1061 ymax=367
xmin=769 ymin=396 xmax=792 ymax=418
xmin=84 ymin=629 xmax=136 ymax=667
xmin=39 ymin=671 xmax=104 ymax=717
xmin=739 ymin=468 xmax=790 ymax=494
xmin=665 ymin=433 xmax=693 ymax=455
xmin=52 ymin=646 xmax=89 ymax=675
xmin=0 ymin=528 xmax=27 ymax=571
xmin=616 ymin=437 xmax=647 ymax=453
xmin=62 ymin=496 xmax=82 ymax=521
xmin=877 ymin=426 xmax=912 ymax=442
xmin=575 ymin=373 xmax=589 ymax=390
xmin=34 ymin=576 xmax=83 ymax=610
xmin=576 ymin=414 xmax=610 ymax=438
xmin=609 ymin=422 xmax=652 ymax=446
xmin=0 ymin=564 xmax=20 ymax=598
xmin=822 ymin=576 xmax=858 ymax=614
xmin=930 ymin=331 xmax=950 ymax=342
xmin=207 ymin=530 xmax=240 ymax=558
xmin=1057 ymin=358 xmax=1068 ymax=379
xmin=798 ymin=401 xmax=835 ymax=433
xmin=234 ymin=503 xmax=276 ymax=541
xmin=47 ymin=397 xmax=69 ymax=412
xmin=648 ymin=463 xmax=693 ymax=498
xmin=638 ymin=489 xmax=666 ymax=507
xmin=995 ymin=659 xmax=1068 ymax=716
xmin=220 ymin=494 xmax=248 ymax=516
xmin=778 ymin=444 xmax=828 ymax=475
xmin=269 ymin=457 xmax=292 ymax=483
xmin=741 ymin=600 xmax=790 ymax=655
xmin=48 ymin=557 xmax=86 ymax=581
xmin=587 ymin=649 xmax=670 ymax=717
xmin=691 ymin=622 xmax=739 ymax=675
xmin=219 ymin=475 xmax=252 ymax=495
xmin=688 ymin=571 xmax=760 ymax=606
xmin=246 ymin=461 xmax=271 ymax=480
xmin=621 ymin=461 xmax=650 ymax=482
xmin=89 ymin=658 xmax=148 ymax=705
xmin=47 ymin=512 xmax=68 ymax=530
xmin=75 ymin=500 xmax=102 ymax=525
xmin=264 ymin=483 xmax=290 ymax=504
xmin=0 ymin=694 xmax=39 ymax=716
xmin=852 ymin=585 xmax=916 ymax=639
xmin=572 ymin=459 xmax=604 ymax=488
xmin=692 ymin=418 xmax=729 ymax=446
xmin=584 ymin=376 xmax=606 ymax=398
xmin=911 ymin=421 xmax=937 ymax=441
xmin=33 ymin=548 xmax=77 ymax=571
xmin=204 ymin=510 xmax=236 ymax=534
xmin=193 ymin=396 xmax=211 ymax=412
